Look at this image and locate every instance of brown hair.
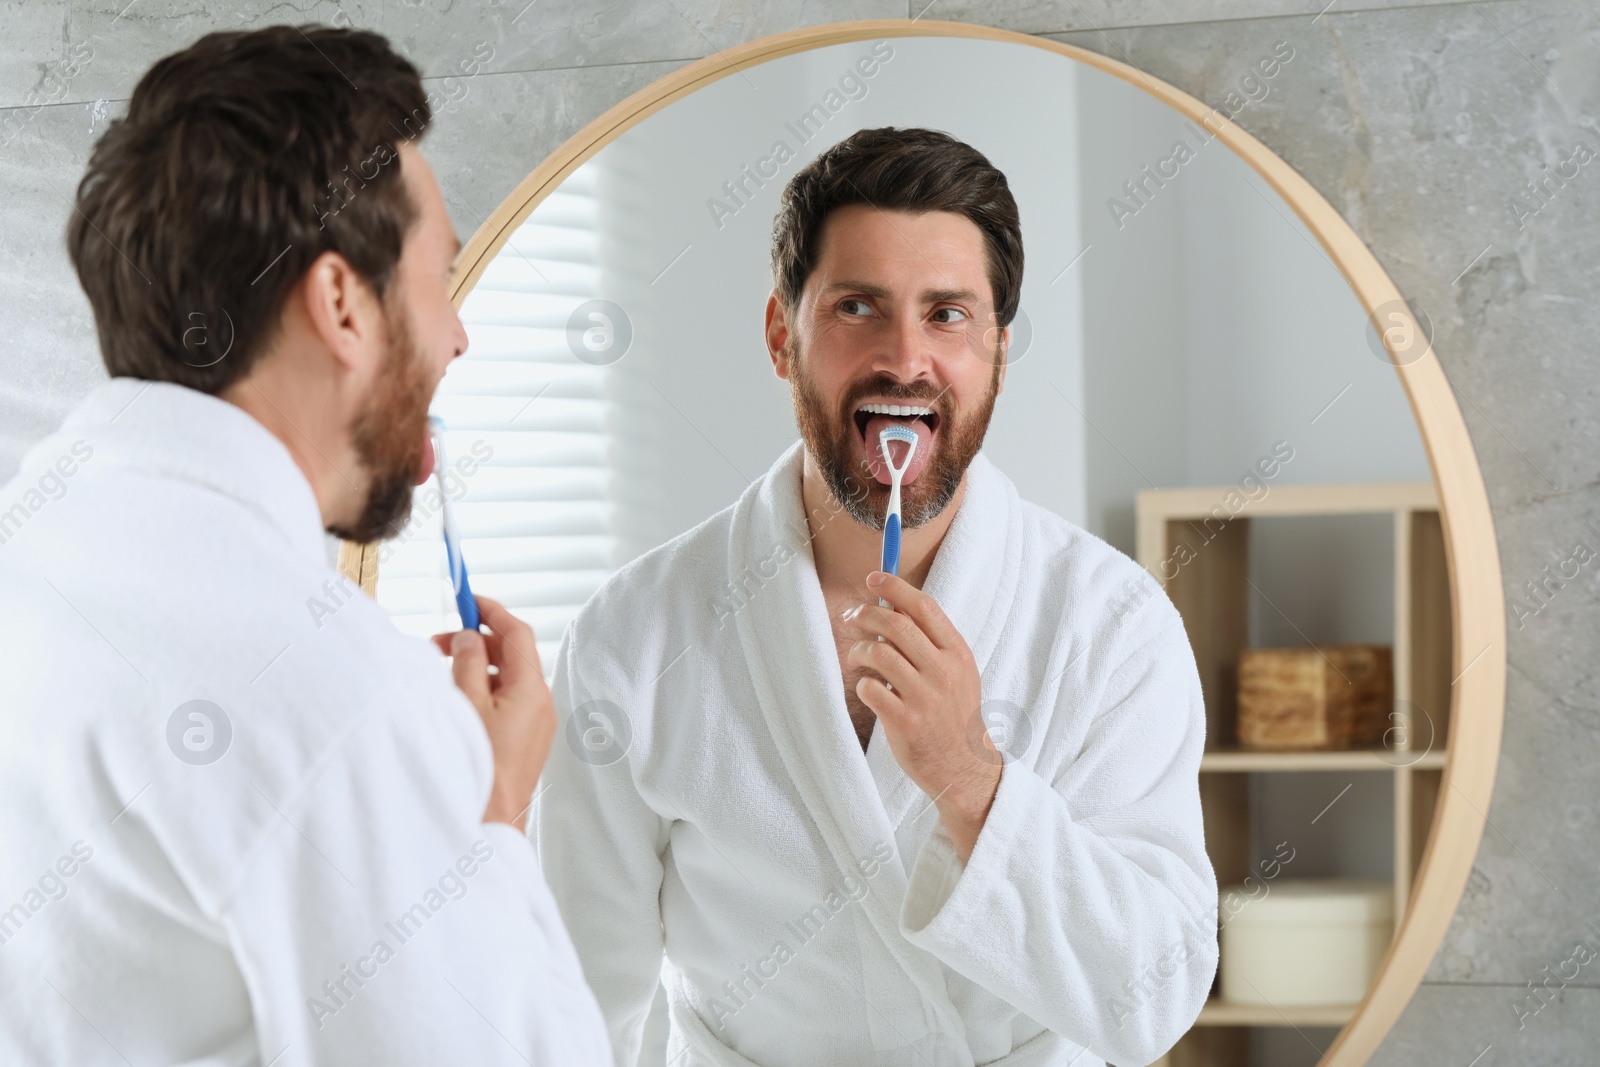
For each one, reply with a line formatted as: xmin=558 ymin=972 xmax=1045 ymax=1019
xmin=67 ymin=24 xmax=431 ymax=392
xmin=769 ymin=126 xmax=1023 ymax=329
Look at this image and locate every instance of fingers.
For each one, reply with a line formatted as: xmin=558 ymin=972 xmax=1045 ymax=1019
xmin=842 ymin=601 xmax=939 ymax=673
xmin=474 ymin=595 xmax=543 ymax=687
xmin=855 ymin=674 xmax=906 ymax=722
xmin=846 ymin=637 xmax=919 ymax=702
xmin=448 ymin=629 xmax=491 ymax=709
xmin=434 ymin=626 xmax=502 ymax=673
xmin=865 ymin=571 xmax=960 ymax=650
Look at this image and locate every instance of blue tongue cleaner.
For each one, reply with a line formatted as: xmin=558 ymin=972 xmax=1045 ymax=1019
xmin=877 ymin=424 xmax=919 ymax=611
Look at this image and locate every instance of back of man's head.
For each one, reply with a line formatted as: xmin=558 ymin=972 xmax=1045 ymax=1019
xmin=67 ymin=25 xmax=429 ymax=393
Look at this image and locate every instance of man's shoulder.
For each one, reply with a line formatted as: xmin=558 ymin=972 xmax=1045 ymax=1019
xmin=0 ymin=525 xmax=485 ymax=914
xmin=0 ymin=453 xmax=475 ymax=759
xmin=1016 ymin=498 xmax=1180 ymax=639
xmin=578 ymin=497 xmax=739 ymax=623
xmin=1018 ymin=499 xmax=1150 ymax=584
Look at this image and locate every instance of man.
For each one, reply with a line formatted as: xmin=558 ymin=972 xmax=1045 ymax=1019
xmin=0 ymin=26 xmax=608 ymax=1066
xmin=534 ymin=127 xmax=1219 ymax=1067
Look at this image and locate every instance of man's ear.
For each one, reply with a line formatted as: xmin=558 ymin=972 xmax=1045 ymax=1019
xmin=996 ymin=323 xmax=1010 ymax=396
xmin=299 ymin=249 xmax=384 ymax=376
xmin=765 ymin=291 xmax=792 ymax=381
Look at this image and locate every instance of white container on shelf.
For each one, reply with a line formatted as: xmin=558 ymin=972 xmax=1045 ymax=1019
xmin=1220 ymin=877 xmax=1394 ymax=1006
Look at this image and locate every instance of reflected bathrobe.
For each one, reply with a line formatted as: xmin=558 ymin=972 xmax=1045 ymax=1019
xmin=0 ymin=379 xmax=609 ymax=1066
xmin=535 ymin=439 xmax=1219 ymax=1067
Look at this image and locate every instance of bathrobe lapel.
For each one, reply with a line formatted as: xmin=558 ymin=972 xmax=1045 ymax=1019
xmin=729 ymin=442 xmax=1025 ymax=1058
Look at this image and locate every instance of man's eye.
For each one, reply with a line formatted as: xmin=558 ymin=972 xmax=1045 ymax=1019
xmin=840 ymin=298 xmax=873 ymax=316
xmin=933 ymin=307 xmax=968 ymax=324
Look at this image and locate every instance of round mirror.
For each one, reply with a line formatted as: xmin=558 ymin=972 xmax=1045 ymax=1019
xmin=343 ymin=22 xmax=1504 ymax=1067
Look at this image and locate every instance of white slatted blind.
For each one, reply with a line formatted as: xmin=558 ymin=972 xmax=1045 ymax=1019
xmin=376 ymin=162 xmax=614 ymax=672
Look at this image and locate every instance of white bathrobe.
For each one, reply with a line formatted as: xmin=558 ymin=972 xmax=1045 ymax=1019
xmin=0 ymin=378 xmax=610 ymax=1066
xmin=534 ymin=439 xmax=1219 ymax=1067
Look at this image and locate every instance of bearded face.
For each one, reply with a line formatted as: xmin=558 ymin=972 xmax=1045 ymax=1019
xmin=787 ymin=330 xmax=1002 ymax=531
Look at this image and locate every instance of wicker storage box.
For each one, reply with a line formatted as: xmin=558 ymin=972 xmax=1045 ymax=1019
xmin=1237 ymin=644 xmax=1392 ymax=750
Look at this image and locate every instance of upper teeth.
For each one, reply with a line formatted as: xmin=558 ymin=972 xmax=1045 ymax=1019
xmin=859 ymin=403 xmax=933 ymax=417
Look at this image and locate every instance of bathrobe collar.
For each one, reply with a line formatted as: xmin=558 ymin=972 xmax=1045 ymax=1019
xmin=55 ymin=377 xmax=328 ymax=567
xmin=728 ymin=438 xmax=1026 ymax=1056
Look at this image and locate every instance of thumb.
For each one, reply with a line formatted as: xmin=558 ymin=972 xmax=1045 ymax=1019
xmin=449 ymin=629 xmax=491 ymax=709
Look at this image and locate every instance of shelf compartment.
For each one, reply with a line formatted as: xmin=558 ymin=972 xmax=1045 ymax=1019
xmin=1136 ymin=482 xmax=1451 ymax=1067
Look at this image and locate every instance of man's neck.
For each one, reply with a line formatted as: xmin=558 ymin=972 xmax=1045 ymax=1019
xmin=799 ymin=448 xmax=968 ymax=597
xmin=220 ymin=363 xmax=353 ymax=531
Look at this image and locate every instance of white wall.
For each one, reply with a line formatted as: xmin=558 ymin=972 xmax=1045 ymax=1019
xmin=1075 ymin=64 xmax=1193 ymax=554
xmin=1076 ymin=61 xmax=1431 ymax=560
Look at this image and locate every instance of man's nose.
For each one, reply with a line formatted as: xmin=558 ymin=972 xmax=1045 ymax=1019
xmin=448 ymin=308 xmax=469 ymax=363
xmin=873 ymin=308 xmax=936 ymax=382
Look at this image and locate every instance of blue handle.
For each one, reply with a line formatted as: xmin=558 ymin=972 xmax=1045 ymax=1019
xmin=881 ymin=512 xmax=902 ymax=579
xmin=445 ymin=534 xmax=479 ymax=632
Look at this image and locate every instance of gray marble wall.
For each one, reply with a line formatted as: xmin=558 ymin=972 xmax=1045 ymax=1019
xmin=4 ymin=1 xmax=1596 ymax=1062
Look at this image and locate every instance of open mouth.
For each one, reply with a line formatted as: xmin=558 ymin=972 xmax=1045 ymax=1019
xmin=852 ymin=402 xmax=941 ymax=437
xmin=853 ymin=401 xmax=940 ymax=486
xmin=417 ymin=428 xmax=435 ymax=486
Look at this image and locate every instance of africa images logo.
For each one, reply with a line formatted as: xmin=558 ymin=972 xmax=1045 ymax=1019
xmin=165 ymin=699 xmax=232 ymax=766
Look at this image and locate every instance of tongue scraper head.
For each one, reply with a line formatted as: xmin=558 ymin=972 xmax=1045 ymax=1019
xmin=877 ymin=424 xmax=919 ymax=606
xmin=429 ymin=416 xmax=479 ymax=632
xmin=879 ymin=423 xmax=919 ymax=480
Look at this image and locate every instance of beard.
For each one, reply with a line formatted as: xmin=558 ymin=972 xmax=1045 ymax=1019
xmin=788 ymin=336 xmax=1001 ymax=531
xmin=325 ymin=296 xmax=434 ymax=544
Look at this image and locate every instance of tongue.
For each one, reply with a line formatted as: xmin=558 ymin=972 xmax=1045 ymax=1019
xmin=863 ymin=415 xmax=933 ymax=486
xmin=416 ymin=430 xmax=435 ymax=486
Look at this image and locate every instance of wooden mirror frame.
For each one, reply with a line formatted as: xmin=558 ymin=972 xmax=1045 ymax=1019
xmin=339 ymin=20 xmax=1507 ymax=1064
